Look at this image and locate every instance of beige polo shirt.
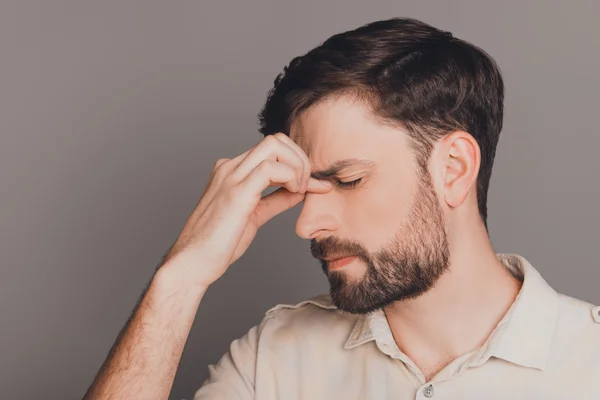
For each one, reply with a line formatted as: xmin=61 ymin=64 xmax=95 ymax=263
xmin=193 ymin=253 xmax=600 ymax=399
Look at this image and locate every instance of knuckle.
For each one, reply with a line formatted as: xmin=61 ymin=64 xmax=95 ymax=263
xmin=213 ymin=158 xmax=230 ymax=174
xmin=214 ymin=157 xmax=230 ymax=168
xmin=263 ymin=134 xmax=280 ymax=148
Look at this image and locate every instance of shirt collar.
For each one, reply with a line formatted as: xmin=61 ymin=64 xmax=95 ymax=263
xmin=343 ymin=253 xmax=559 ymax=371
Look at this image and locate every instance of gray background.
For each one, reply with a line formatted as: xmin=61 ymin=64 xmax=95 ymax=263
xmin=1 ymin=1 xmax=599 ymax=399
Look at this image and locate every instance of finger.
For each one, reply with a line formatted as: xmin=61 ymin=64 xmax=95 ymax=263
xmin=213 ymin=147 xmax=253 ymax=176
xmin=230 ymin=146 xmax=253 ymax=165
xmin=208 ymin=146 xmax=255 ymax=196
xmin=254 ymin=177 xmax=333 ymax=227
xmin=271 ymin=132 xmax=311 ymax=193
xmin=306 ymin=177 xmax=333 ymax=193
xmin=255 ymin=187 xmax=305 ymax=227
xmin=203 ymin=149 xmax=253 ymax=207
xmin=240 ymin=159 xmax=301 ymax=200
xmin=232 ymin=135 xmax=305 ymax=190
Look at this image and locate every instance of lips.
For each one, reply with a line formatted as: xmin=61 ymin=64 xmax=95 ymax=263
xmin=323 ymin=255 xmax=355 ymax=261
xmin=325 ymin=256 xmax=358 ymax=270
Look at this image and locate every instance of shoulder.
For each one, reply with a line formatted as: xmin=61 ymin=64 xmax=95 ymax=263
xmin=264 ymin=293 xmax=338 ymax=318
xmin=553 ymin=293 xmax=600 ymax=360
xmin=556 ymin=292 xmax=600 ymax=327
xmin=262 ymin=293 xmax=352 ymax=327
xmin=256 ymin=293 xmax=358 ymax=345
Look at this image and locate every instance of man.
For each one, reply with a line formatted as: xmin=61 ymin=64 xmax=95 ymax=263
xmin=83 ymin=17 xmax=600 ymax=400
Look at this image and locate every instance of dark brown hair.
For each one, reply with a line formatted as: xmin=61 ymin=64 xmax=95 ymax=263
xmin=257 ymin=17 xmax=504 ymax=229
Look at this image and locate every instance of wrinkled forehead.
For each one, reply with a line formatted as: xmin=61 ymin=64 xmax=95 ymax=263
xmin=287 ymin=95 xmax=410 ymax=169
xmin=288 ymin=96 xmax=377 ymax=160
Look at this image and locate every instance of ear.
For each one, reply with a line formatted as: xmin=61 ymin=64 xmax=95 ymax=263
xmin=441 ymin=131 xmax=481 ymax=208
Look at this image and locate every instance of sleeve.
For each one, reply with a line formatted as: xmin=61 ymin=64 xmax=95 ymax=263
xmin=192 ymin=323 xmax=261 ymax=400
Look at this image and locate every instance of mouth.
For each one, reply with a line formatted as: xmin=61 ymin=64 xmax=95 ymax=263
xmin=325 ymin=256 xmax=358 ymax=270
xmin=322 ymin=254 xmax=355 ymax=261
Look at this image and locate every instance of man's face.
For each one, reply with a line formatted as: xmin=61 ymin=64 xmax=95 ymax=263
xmin=290 ymin=95 xmax=450 ymax=314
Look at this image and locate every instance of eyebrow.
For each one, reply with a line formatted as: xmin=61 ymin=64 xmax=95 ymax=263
xmin=310 ymin=158 xmax=377 ymax=180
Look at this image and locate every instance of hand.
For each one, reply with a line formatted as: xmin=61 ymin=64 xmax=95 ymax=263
xmin=160 ymin=132 xmax=333 ymax=288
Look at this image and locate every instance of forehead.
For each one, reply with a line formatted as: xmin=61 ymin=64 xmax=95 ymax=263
xmin=289 ymin=95 xmax=410 ymax=165
xmin=290 ymin=96 xmax=373 ymax=156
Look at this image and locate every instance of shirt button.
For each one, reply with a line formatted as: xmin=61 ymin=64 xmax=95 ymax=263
xmin=423 ymin=384 xmax=435 ymax=398
xmin=592 ymin=306 xmax=600 ymax=323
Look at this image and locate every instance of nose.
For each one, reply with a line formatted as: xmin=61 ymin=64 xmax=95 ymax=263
xmin=295 ymin=191 xmax=338 ymax=239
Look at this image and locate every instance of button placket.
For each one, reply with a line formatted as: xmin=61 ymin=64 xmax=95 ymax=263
xmin=422 ymin=384 xmax=435 ymax=398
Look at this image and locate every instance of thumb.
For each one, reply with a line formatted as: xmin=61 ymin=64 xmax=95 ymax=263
xmin=255 ymin=187 xmax=305 ymax=228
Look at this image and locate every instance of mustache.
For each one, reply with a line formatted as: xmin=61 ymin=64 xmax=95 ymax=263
xmin=310 ymin=236 xmax=369 ymax=262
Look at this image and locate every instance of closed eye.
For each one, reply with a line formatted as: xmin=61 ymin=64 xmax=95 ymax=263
xmin=335 ymin=178 xmax=362 ymax=188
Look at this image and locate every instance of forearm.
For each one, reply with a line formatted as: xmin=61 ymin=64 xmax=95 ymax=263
xmin=83 ymin=263 xmax=208 ymax=400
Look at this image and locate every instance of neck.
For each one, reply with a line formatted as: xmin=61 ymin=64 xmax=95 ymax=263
xmin=382 ymin=216 xmax=522 ymax=377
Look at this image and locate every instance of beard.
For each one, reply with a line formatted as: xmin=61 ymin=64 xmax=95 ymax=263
xmin=310 ymin=170 xmax=450 ymax=315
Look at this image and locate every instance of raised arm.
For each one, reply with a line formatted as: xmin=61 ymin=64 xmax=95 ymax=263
xmin=82 ymin=133 xmax=332 ymax=399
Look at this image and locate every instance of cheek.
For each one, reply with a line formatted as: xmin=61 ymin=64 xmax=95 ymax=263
xmin=347 ymin=181 xmax=416 ymax=247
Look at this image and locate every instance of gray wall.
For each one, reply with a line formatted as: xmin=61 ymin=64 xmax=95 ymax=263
xmin=1 ymin=1 xmax=599 ymax=399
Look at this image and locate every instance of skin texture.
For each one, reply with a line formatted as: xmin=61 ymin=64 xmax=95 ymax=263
xmin=83 ymin=92 xmax=521 ymax=398
xmin=291 ymin=94 xmax=522 ymax=380
xmin=83 ymin=130 xmax=333 ymax=399
xmin=300 ymin=107 xmax=452 ymax=315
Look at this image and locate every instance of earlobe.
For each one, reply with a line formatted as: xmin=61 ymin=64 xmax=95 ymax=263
xmin=443 ymin=132 xmax=480 ymax=208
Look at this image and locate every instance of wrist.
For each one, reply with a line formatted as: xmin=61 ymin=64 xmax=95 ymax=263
xmin=153 ymin=258 xmax=210 ymax=299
